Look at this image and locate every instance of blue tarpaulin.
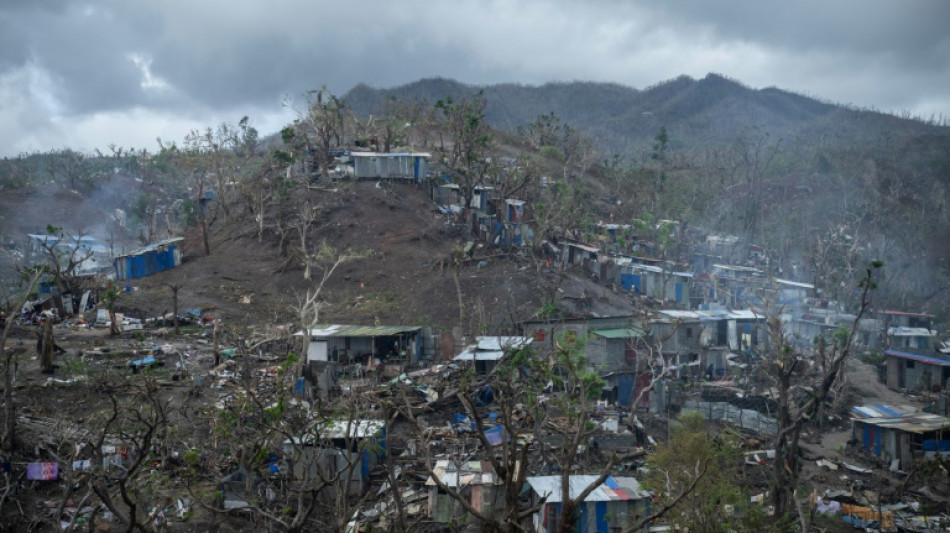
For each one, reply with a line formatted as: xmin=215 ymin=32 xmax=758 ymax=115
xmin=483 ymin=425 xmax=510 ymax=446
xmin=129 ymin=356 xmax=157 ymax=368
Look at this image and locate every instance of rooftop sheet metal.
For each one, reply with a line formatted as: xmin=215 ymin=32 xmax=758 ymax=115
xmin=320 ymin=419 xmax=385 ymax=439
xmin=591 ymin=328 xmax=644 ymax=339
xmin=454 ymin=349 xmax=504 ymax=361
xmin=625 ymin=263 xmax=664 ymax=273
xmin=712 ymin=264 xmax=765 ymax=274
xmin=118 ymin=237 xmax=184 ymax=258
xmin=851 ymin=404 xmax=950 ymax=433
xmin=526 ymin=475 xmax=648 ymax=503
xmin=567 ymin=242 xmax=600 ymax=254
xmin=851 ymin=405 xmax=917 ymax=419
xmin=885 ymin=350 xmax=950 ymax=367
xmin=454 ymin=336 xmax=531 ymax=361
xmin=775 ymin=278 xmax=815 ymax=289
xmin=880 ymin=310 xmax=935 ymax=318
xmin=306 ymin=324 xmax=421 ymax=338
xmin=659 ymin=309 xmax=762 ymax=321
xmin=348 ymin=151 xmax=431 ymax=158
xmin=887 ymin=327 xmax=936 ymax=337
xmin=427 ymin=460 xmax=498 ymax=487
xmin=474 ymin=336 xmax=532 ymax=351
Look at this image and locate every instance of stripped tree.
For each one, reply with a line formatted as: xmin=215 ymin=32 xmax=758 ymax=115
xmin=769 ymin=262 xmax=880 ymax=522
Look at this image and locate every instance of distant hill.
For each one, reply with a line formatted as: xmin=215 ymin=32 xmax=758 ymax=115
xmin=345 ymin=74 xmax=950 ymax=317
xmin=344 ymin=73 xmax=942 ymax=154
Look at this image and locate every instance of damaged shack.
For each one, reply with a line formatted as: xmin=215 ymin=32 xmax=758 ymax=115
xmin=526 ymin=475 xmax=651 ymax=533
xmin=453 ymin=335 xmax=533 ymax=374
xmin=851 ymin=404 xmax=950 ymax=470
xmin=301 ymin=324 xmax=423 ymax=373
xmin=113 ymin=237 xmax=183 ymax=281
xmin=283 ymin=419 xmax=386 ymax=496
xmin=426 ymin=460 xmax=504 ymax=525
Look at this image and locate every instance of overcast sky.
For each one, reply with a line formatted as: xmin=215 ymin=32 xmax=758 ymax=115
xmin=2 ymin=0 xmax=947 ymax=157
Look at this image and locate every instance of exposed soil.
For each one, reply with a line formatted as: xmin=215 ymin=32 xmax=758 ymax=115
xmin=109 ymin=180 xmax=638 ymax=335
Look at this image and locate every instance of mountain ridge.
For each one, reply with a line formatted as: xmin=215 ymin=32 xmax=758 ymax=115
xmin=344 ymin=73 xmax=942 ymax=154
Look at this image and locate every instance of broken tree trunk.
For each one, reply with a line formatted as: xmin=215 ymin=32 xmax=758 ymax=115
xmin=40 ymin=321 xmax=54 ymax=374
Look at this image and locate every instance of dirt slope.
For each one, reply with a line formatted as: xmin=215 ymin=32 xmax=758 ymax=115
xmin=115 ymin=180 xmax=630 ymax=333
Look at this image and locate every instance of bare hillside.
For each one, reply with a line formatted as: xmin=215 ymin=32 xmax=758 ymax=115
xmin=114 ymin=180 xmax=630 ymax=332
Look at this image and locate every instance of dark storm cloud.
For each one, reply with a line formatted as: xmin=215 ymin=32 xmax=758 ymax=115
xmin=0 ymin=0 xmax=947 ymax=155
xmin=649 ymin=0 xmax=950 ymax=68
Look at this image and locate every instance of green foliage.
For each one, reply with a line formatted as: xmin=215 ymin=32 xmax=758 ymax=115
xmin=183 ymin=448 xmax=200 ymax=466
xmin=101 ymin=282 xmax=119 ymax=310
xmin=539 ymin=145 xmax=565 ymax=161
xmin=536 ymin=300 xmax=559 ymax=320
xmin=58 ymin=355 xmax=89 ymax=378
xmin=180 ymin=198 xmax=197 ymax=228
xmin=643 ymin=411 xmax=745 ymax=532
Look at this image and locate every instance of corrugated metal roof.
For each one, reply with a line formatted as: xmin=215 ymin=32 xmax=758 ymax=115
xmin=427 ymin=460 xmax=498 ymax=487
xmin=454 ymin=349 xmax=504 ymax=361
xmin=474 ymin=336 xmax=532 ymax=350
xmin=591 ymin=328 xmax=644 ymax=339
xmin=727 ymin=309 xmax=764 ymax=320
xmin=712 ymin=264 xmax=764 ymax=274
xmin=850 ymin=404 xmax=917 ymax=418
xmin=658 ymin=310 xmax=700 ymax=320
xmin=118 ymin=237 xmax=184 ymax=258
xmin=775 ymin=278 xmax=815 ymax=289
xmin=887 ymin=327 xmax=936 ymax=337
xmin=319 ymin=419 xmax=385 ymax=439
xmin=349 ymin=151 xmax=431 ymax=158
xmin=454 ymin=336 xmax=532 ymax=361
xmin=626 ymin=263 xmax=664 ymax=273
xmin=568 ymin=242 xmax=600 ymax=254
xmin=880 ymin=310 xmax=935 ymax=318
xmin=526 ymin=475 xmax=648 ymax=503
xmin=658 ymin=309 xmax=762 ymax=321
xmin=305 ymin=324 xmax=421 ymax=338
xmin=885 ymin=350 xmax=950 ymax=367
xmin=851 ymin=404 xmax=950 ymax=433
xmin=853 ymin=415 xmax=950 ymax=433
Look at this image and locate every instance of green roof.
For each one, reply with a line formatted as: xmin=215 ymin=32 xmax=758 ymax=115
xmin=591 ymin=328 xmax=643 ymax=339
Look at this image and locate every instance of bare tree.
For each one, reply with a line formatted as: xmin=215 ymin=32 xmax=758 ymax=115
xmin=294 ymin=244 xmax=368 ymax=359
xmin=769 ymin=263 xmax=879 ymax=520
xmin=297 ymin=87 xmax=346 ymax=181
xmin=436 ymin=92 xmax=498 ymax=225
xmin=294 ymin=201 xmax=322 ymax=281
xmin=1 ymin=266 xmax=44 ymax=452
xmin=36 ymin=226 xmax=95 ymax=297
xmin=87 ymin=377 xmax=172 ymax=532
xmin=165 ymin=282 xmax=183 ymax=335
